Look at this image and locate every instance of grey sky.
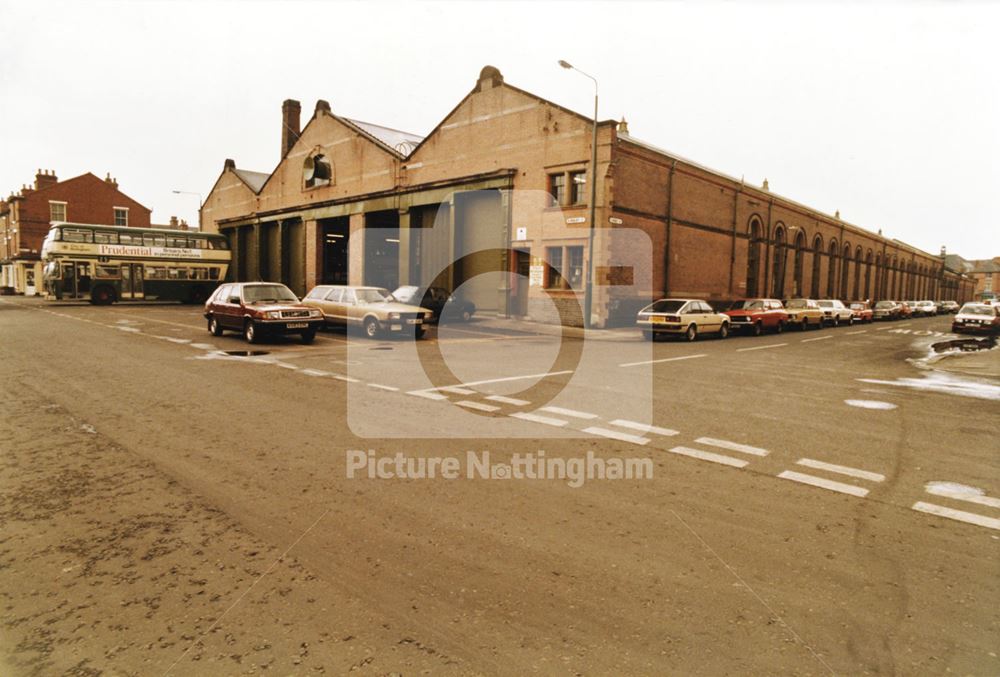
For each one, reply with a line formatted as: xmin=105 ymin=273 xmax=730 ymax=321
xmin=2 ymin=0 xmax=997 ymax=258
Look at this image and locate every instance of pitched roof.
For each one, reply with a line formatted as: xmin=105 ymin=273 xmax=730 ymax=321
xmin=343 ymin=118 xmax=423 ymax=157
xmin=233 ymin=168 xmax=269 ymax=193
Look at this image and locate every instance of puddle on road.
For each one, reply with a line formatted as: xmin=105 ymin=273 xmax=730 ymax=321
xmin=223 ymin=350 xmax=270 ymax=357
xmin=931 ymin=336 xmax=997 ymax=353
xmin=370 ymin=346 xmax=394 ymax=351
xmin=858 ymin=372 xmax=1000 ymax=401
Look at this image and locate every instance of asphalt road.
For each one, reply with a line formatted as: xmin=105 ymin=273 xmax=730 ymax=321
xmin=1 ymin=297 xmax=997 ymax=676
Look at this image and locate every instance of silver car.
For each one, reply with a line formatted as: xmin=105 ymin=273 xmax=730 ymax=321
xmin=817 ymin=299 xmax=855 ymax=326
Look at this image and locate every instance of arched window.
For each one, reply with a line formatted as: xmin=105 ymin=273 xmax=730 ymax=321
xmin=303 ymin=151 xmax=333 ymax=188
xmin=746 ymin=218 xmax=762 ymax=297
xmin=891 ymin=256 xmax=899 ymax=298
xmin=827 ymin=238 xmax=839 ymax=298
xmin=810 ymin=234 xmax=823 ymax=298
xmin=772 ymin=225 xmax=787 ymax=298
xmin=852 ymin=246 xmax=863 ymax=300
xmin=864 ymin=249 xmax=873 ymax=300
xmin=874 ymin=253 xmax=882 ymax=300
xmin=792 ymin=230 xmax=806 ymax=297
xmin=840 ymin=242 xmax=851 ymax=300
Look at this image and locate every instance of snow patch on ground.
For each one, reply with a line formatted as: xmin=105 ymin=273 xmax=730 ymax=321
xmin=844 ymin=399 xmax=897 ymax=410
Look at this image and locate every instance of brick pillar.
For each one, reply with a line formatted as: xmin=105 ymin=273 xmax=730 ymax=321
xmin=398 ymin=210 xmax=411 ymax=286
xmin=348 ymin=213 xmax=365 ymax=286
xmin=304 ymin=219 xmax=320 ymax=290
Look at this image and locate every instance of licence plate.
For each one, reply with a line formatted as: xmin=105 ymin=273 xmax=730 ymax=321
xmin=652 ymin=316 xmax=667 ymax=324
xmin=406 ymin=318 xmax=422 ymax=325
xmin=286 ymin=322 xmax=308 ymax=329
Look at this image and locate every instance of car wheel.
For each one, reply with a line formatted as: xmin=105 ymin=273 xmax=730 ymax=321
xmin=848 ymin=316 xmax=855 ymax=326
xmin=301 ymin=328 xmax=316 ymax=344
xmin=776 ymin=320 xmax=785 ymax=334
xmin=461 ymin=309 xmax=473 ymax=322
xmin=208 ymin=315 xmax=224 ymax=336
xmin=718 ymin=322 xmax=729 ymax=339
xmin=414 ymin=327 xmax=426 ymax=340
xmin=832 ymin=316 xmax=840 ymax=327
xmin=685 ymin=324 xmax=698 ymax=342
xmin=244 ymin=320 xmax=259 ymax=344
xmin=364 ymin=317 xmax=380 ymax=339
xmin=799 ymin=318 xmax=807 ymax=331
xmin=641 ymin=330 xmax=654 ymax=341
xmin=752 ymin=321 xmax=763 ymax=337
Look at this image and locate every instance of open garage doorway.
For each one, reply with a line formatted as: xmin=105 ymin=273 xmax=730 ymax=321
xmin=321 ymin=217 xmax=349 ymax=285
xmin=364 ymin=210 xmax=399 ymax=290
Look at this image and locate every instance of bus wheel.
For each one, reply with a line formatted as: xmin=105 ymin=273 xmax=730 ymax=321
xmin=92 ymin=286 xmax=115 ymax=305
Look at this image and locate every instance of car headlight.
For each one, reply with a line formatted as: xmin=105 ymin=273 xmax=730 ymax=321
xmin=389 ymin=312 xmax=400 ymax=320
xmin=424 ymin=312 xmax=432 ymax=320
xmin=638 ymin=313 xmax=650 ymax=320
xmin=309 ymin=309 xmax=321 ymax=318
xmin=265 ymin=311 xmax=281 ymax=319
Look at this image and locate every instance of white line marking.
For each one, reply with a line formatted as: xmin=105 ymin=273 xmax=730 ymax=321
xmin=736 ymin=343 xmax=787 ymax=352
xmin=407 ymin=389 xmax=447 ymax=400
xmin=925 ymin=486 xmax=1000 ymax=509
xmin=431 ymin=369 xmax=573 ymax=390
xmin=455 ymin=400 xmax=501 ymax=412
xmin=301 ymin=369 xmax=331 ymax=377
xmin=912 ymin=502 xmax=1000 ymax=530
xmin=334 ymin=375 xmax=361 ymax=383
xmin=796 ymin=458 xmax=885 ymax=482
xmin=801 ymin=335 xmax=833 ymax=343
xmin=277 ymin=363 xmax=299 ymax=370
xmin=539 ymin=406 xmax=598 ymax=420
xmin=668 ymin=446 xmax=748 ymax=468
xmin=582 ymin=427 xmax=649 ymax=445
xmin=166 ymin=337 xmax=192 ymax=344
xmin=440 ymin=386 xmax=477 ymax=395
xmin=695 ymin=437 xmax=769 ymax=457
xmin=619 ymin=353 xmax=707 ymax=368
xmin=609 ymin=419 xmax=678 ymax=436
xmin=485 ymin=395 xmax=531 ymax=406
xmin=510 ymin=412 xmax=568 ymax=427
xmin=846 ymin=330 xmax=868 ymax=335
xmin=777 ymin=471 xmax=868 ymax=497
xmin=367 ymin=383 xmax=399 ymax=392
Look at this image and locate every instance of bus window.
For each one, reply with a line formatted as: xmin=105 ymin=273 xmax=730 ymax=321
xmin=209 ymin=267 xmax=220 ymax=280
xmin=44 ymin=261 xmax=60 ymax=279
xmin=95 ymin=265 xmax=120 ymax=279
xmin=94 ymin=231 xmax=119 ymax=244
xmin=209 ymin=239 xmax=228 ymax=250
xmin=63 ymin=228 xmax=93 ymax=243
xmin=190 ymin=237 xmax=206 ymax=249
xmin=167 ymin=237 xmax=188 ymax=248
xmin=119 ymin=232 xmax=140 ymax=245
xmin=143 ymin=234 xmax=167 ymax=247
xmin=146 ymin=267 xmax=167 ymax=279
xmin=191 ymin=268 xmax=208 ymax=280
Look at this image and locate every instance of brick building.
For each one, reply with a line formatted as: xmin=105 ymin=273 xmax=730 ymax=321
xmin=202 ymin=66 xmax=974 ymax=326
xmin=1 ymin=171 xmax=151 ymax=294
xmin=945 ymin=254 xmax=1000 ymax=301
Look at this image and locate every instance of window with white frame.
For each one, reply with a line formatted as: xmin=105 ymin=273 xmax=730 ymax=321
xmin=49 ymin=201 xmax=67 ymax=222
xmin=114 ymin=207 xmax=128 ymax=226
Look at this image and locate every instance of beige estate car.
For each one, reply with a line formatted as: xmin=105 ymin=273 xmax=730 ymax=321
xmin=302 ymin=285 xmax=433 ymax=339
xmin=636 ymin=298 xmax=730 ymax=341
xmin=783 ymin=298 xmax=825 ymax=330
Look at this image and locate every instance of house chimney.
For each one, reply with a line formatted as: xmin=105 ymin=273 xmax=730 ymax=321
xmin=224 ymin=158 xmax=236 ymax=170
xmin=34 ymin=169 xmax=58 ymax=190
xmin=315 ymin=99 xmax=331 ymax=116
xmin=281 ymin=99 xmax=301 ymax=158
xmin=617 ymin=117 xmax=629 ymax=134
xmin=169 ymin=216 xmax=179 ymax=227
xmin=104 ymin=173 xmax=118 ymax=189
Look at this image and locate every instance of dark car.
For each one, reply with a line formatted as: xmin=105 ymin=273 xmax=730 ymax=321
xmin=391 ymin=285 xmax=476 ymax=323
xmin=722 ymin=298 xmax=788 ymax=335
xmin=873 ymin=301 xmax=901 ymax=321
xmin=204 ymin=282 xmax=324 ymax=344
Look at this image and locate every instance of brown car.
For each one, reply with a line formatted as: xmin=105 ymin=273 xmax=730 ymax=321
xmin=783 ymin=298 xmax=824 ymax=330
xmin=301 ymin=285 xmax=434 ymax=339
xmin=204 ymin=282 xmax=324 ymax=344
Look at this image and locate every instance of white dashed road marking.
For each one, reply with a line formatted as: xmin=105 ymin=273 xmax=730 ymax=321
xmin=736 ymin=343 xmax=787 ymax=352
xmin=407 ymin=389 xmax=447 ymax=400
xmin=694 ymin=437 xmax=769 ymax=457
xmin=582 ymin=427 xmax=649 ymax=445
xmin=801 ymin=335 xmax=833 ymax=343
xmin=846 ymin=330 xmax=868 ymax=335
xmin=334 ymin=375 xmax=361 ymax=383
xmin=795 ymin=458 xmax=885 ymax=483
xmin=367 ymin=383 xmax=399 ymax=392
xmin=443 ymin=370 xmax=574 ymax=389
xmin=301 ymin=369 xmax=331 ymax=377
xmin=925 ymin=484 xmax=1000 ymax=509
xmin=609 ymin=419 xmax=678 ymax=436
xmin=911 ymin=502 xmax=1000 ymax=531
xmin=440 ymin=386 xmax=477 ymax=395
xmin=539 ymin=406 xmax=598 ymax=420
xmin=510 ymin=412 xmax=569 ymax=428
xmin=777 ymin=470 xmax=869 ymax=497
xmin=455 ymin=400 xmax=501 ymax=413
xmin=485 ymin=395 xmax=531 ymax=406
xmin=619 ymin=353 xmax=707 ymax=368
xmin=668 ymin=446 xmax=748 ymax=469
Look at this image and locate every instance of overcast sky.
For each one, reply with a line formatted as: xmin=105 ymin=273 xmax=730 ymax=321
xmin=2 ymin=0 xmax=997 ymax=258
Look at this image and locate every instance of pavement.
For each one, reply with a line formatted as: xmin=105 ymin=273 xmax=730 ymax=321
xmin=1 ymin=296 xmax=997 ymax=676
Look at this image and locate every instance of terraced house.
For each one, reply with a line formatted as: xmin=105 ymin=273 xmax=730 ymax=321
xmin=201 ymin=66 xmax=974 ymax=327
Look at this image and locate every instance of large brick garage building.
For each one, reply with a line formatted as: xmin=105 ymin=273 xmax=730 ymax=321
xmin=202 ymin=66 xmax=974 ymax=326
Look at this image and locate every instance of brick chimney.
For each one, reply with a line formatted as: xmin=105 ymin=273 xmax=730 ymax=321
xmin=104 ymin=173 xmax=118 ymax=189
xmin=169 ymin=216 xmax=179 ymax=228
xmin=281 ymin=99 xmax=301 ymax=158
xmin=34 ymin=169 xmax=58 ymax=190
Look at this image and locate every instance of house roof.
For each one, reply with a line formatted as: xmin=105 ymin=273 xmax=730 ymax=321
xmin=343 ymin=118 xmax=423 ymax=157
xmin=233 ymin=168 xmax=269 ymax=193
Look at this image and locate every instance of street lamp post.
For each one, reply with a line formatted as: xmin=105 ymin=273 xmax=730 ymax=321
xmin=559 ymin=60 xmax=598 ymax=329
xmin=172 ymin=190 xmax=203 ymax=229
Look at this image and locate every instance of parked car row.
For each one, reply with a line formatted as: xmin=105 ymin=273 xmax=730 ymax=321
xmin=636 ymin=296 xmax=962 ymax=342
xmin=204 ymin=281 xmax=475 ymax=343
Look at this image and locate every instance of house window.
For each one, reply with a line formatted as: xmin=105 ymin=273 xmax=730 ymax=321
xmin=114 ymin=207 xmax=128 ymax=226
xmin=49 ymin=201 xmax=67 ymax=222
xmin=304 ymin=153 xmax=332 ymax=189
xmin=566 ymin=246 xmax=584 ymax=288
xmin=548 ymin=173 xmax=566 ymax=206
xmin=545 ymin=247 xmax=564 ymax=289
xmin=569 ymin=171 xmax=587 ymax=205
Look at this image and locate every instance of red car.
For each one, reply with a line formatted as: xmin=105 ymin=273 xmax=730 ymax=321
xmin=848 ymin=301 xmax=874 ymax=323
xmin=204 ymin=281 xmax=324 ymax=344
xmin=723 ymin=298 xmax=789 ymax=335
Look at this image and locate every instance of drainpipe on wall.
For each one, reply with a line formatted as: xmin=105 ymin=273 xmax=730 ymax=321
xmin=762 ymin=199 xmax=773 ymax=297
xmin=729 ymin=183 xmax=741 ymax=296
xmin=663 ymin=160 xmax=676 ymax=296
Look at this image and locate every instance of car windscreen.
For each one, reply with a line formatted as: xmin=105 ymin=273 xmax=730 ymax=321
xmin=875 ymin=301 xmax=895 ymax=308
xmin=243 ymin=285 xmax=298 ymax=303
xmin=647 ymin=300 xmax=685 ymax=314
xmin=850 ymin=303 xmax=866 ymax=310
xmin=356 ymin=288 xmax=392 ymax=304
xmin=817 ymin=301 xmax=833 ymax=307
xmin=786 ymin=299 xmax=807 ymax=309
xmin=727 ymin=300 xmax=762 ymax=310
xmin=959 ymin=304 xmax=994 ymax=316
xmin=392 ymin=286 xmax=418 ymax=302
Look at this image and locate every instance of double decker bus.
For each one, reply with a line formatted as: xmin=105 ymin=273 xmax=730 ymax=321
xmin=41 ymin=222 xmax=231 ymax=304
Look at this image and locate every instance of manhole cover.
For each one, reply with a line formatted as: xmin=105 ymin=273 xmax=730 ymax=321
xmin=370 ymin=346 xmax=394 ymax=351
xmin=223 ymin=350 xmax=270 ymax=357
xmin=931 ymin=337 xmax=996 ymax=353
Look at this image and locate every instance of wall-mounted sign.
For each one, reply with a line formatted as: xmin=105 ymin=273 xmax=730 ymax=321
xmin=608 ymin=217 xmax=623 ymax=225
xmin=566 ymin=216 xmax=586 ymax=225
xmin=529 ymin=264 xmax=545 ymax=287
xmin=514 ymin=226 xmax=527 ymax=241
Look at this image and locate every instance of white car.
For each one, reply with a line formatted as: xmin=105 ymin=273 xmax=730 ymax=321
xmin=914 ymin=300 xmax=938 ymax=316
xmin=817 ymin=299 xmax=855 ymax=326
xmin=637 ymin=298 xmax=730 ymax=341
xmin=951 ymin=303 xmax=999 ymax=334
